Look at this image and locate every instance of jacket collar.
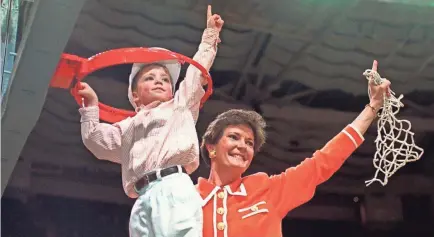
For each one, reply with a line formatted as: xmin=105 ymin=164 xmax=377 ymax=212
xmin=197 ymin=177 xmax=247 ymax=206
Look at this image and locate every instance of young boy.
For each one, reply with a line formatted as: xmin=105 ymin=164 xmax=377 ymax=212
xmin=77 ymin=6 xmax=224 ymax=237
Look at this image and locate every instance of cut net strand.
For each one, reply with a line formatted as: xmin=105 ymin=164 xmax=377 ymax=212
xmin=362 ymin=69 xmax=424 ymax=187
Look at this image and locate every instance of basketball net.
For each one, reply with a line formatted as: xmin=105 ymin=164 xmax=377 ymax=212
xmin=362 ymin=69 xmax=424 ymax=186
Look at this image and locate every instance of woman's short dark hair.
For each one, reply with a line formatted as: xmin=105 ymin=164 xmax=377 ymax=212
xmin=200 ymin=109 xmax=267 ymax=165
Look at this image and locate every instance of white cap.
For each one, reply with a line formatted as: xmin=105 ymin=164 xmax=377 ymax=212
xmin=127 ymin=47 xmax=181 ymax=109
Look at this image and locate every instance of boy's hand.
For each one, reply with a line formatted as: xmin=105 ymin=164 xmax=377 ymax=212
xmin=77 ymin=82 xmax=99 ymax=107
xmin=207 ymin=5 xmax=224 ymax=32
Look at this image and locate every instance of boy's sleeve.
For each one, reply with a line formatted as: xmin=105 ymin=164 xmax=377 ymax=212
xmin=174 ymin=28 xmax=220 ymax=122
xmin=80 ymin=106 xmax=129 ymax=164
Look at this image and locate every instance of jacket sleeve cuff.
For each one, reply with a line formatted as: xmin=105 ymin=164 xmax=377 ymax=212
xmin=342 ymin=124 xmax=364 ymax=148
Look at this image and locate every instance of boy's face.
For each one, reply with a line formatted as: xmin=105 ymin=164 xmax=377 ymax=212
xmin=132 ymin=65 xmax=173 ymax=107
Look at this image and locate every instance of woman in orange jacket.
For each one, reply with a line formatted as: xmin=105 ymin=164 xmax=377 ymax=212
xmin=196 ymin=60 xmax=391 ymax=237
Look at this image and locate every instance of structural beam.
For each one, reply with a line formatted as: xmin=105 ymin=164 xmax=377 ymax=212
xmin=1 ymin=0 xmax=87 ymax=196
xmin=231 ymin=33 xmax=269 ymax=97
xmin=201 ymin=100 xmax=434 ymax=132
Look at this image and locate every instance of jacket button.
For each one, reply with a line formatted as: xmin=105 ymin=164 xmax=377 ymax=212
xmin=217 ymin=222 xmax=225 ymax=230
xmin=217 ymin=207 xmax=225 ymax=215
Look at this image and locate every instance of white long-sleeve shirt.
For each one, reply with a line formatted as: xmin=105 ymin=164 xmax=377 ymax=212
xmin=79 ymin=28 xmax=220 ymax=198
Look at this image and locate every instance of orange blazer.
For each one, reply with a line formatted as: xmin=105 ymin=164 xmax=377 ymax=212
xmin=196 ymin=125 xmax=364 ymax=237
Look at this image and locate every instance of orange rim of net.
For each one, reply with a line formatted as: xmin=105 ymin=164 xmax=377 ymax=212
xmin=49 ymin=47 xmax=213 ymax=123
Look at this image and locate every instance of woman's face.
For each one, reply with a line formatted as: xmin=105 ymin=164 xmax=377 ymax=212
xmin=209 ymin=124 xmax=255 ymax=173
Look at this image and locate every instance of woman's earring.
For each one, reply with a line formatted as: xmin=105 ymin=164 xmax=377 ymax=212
xmin=209 ymin=150 xmax=216 ymax=158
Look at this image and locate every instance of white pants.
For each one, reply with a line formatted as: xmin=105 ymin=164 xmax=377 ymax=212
xmin=129 ymin=172 xmax=203 ymax=237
